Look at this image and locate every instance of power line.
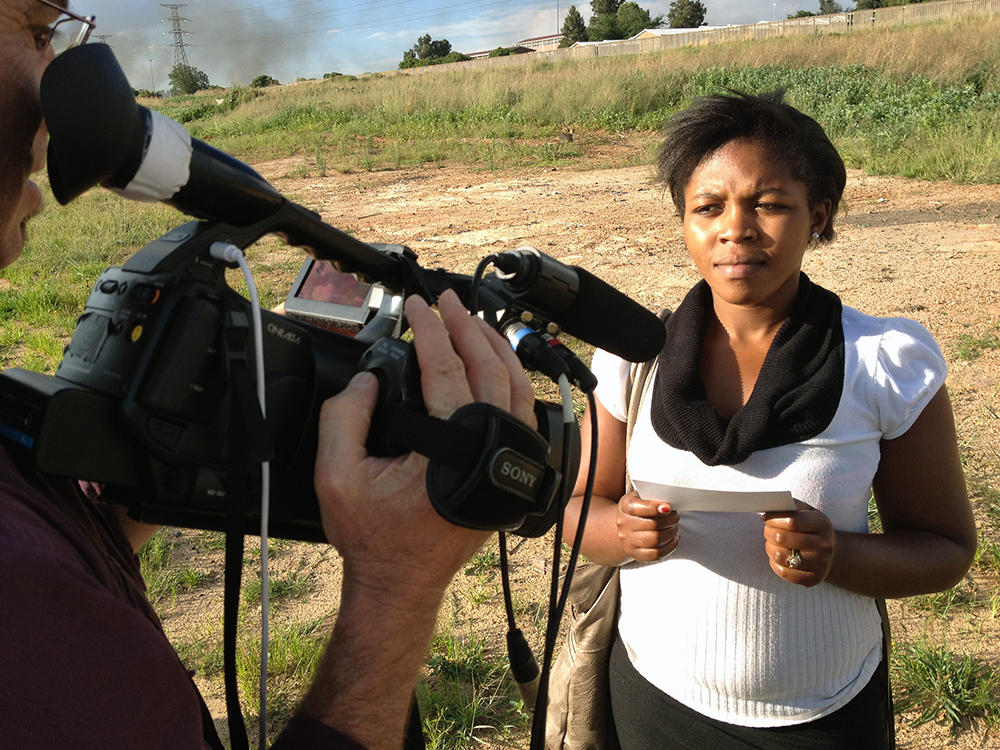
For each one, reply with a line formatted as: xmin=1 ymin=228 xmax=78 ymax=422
xmin=161 ymin=4 xmax=192 ymax=67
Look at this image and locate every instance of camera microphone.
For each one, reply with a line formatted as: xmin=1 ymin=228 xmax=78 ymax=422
xmin=493 ymin=247 xmax=666 ymax=363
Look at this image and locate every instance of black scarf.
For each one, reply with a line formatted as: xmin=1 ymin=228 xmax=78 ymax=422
xmin=649 ymin=273 xmax=845 ymax=466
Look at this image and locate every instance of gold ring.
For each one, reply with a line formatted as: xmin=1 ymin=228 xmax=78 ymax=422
xmin=785 ymin=549 xmax=802 ymax=569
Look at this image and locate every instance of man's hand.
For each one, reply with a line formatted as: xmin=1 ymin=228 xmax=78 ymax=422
xmin=298 ymin=289 xmax=537 ymax=750
xmin=313 ymin=288 xmax=535 ymax=598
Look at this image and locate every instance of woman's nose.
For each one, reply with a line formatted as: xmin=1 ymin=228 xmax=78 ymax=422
xmin=719 ymin=206 xmax=758 ymax=242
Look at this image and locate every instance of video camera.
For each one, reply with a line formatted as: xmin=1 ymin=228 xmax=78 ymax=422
xmin=0 ymin=44 xmax=665 ymax=543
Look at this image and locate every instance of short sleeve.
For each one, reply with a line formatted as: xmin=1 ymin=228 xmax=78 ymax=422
xmin=875 ymin=318 xmax=948 ymax=440
xmin=591 ymin=348 xmax=631 ymax=423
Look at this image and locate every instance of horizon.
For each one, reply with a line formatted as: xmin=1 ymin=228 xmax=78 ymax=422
xmin=81 ymin=0 xmax=830 ymax=91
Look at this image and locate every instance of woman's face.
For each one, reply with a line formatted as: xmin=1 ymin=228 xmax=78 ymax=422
xmin=681 ymin=138 xmax=831 ymax=314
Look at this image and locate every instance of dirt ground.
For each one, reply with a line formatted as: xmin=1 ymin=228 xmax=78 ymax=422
xmin=163 ymin=147 xmax=1000 ymax=748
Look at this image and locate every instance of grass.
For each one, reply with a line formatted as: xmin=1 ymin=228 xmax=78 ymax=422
xmin=242 ymin=569 xmax=314 ymax=607
xmin=891 ymin=640 xmax=1000 ymax=733
xmin=956 ymin=329 xmax=1000 ymax=361
xmin=139 ymin=529 xmax=210 ymax=605
xmin=175 ymin=614 xmax=331 ymax=745
xmin=419 ymin=631 xmax=527 ymax=749
xmin=137 ymin=16 xmax=1000 ymax=184
xmin=237 ymin=617 xmax=330 ymax=741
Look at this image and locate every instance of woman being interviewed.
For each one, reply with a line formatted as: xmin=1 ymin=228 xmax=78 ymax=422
xmin=564 ymin=90 xmax=977 ymax=749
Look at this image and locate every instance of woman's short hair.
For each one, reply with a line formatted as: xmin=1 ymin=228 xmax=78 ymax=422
xmin=656 ymin=89 xmax=846 ymax=241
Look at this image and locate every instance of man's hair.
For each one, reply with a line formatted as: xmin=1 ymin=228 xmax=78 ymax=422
xmin=656 ymin=89 xmax=846 ymax=241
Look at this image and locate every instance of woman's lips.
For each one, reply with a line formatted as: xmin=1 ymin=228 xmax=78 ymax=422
xmin=714 ymin=257 xmax=765 ymax=279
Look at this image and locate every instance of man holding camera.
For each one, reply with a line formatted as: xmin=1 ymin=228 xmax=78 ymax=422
xmin=0 ymin=2 xmax=534 ymax=748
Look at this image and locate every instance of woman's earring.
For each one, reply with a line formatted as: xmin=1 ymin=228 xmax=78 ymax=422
xmin=811 ymin=232 xmax=820 ymax=240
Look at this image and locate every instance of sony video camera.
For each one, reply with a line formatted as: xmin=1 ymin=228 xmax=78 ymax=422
xmin=0 ymin=44 xmax=665 ymax=543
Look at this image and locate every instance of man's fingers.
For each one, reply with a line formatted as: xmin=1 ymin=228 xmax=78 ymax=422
xmin=315 ymin=372 xmax=380 ymax=488
xmin=406 ymin=290 xmax=536 ymax=426
xmin=406 ymin=293 xmax=474 ymax=418
xmin=472 ymin=317 xmax=537 ymax=427
xmin=436 ymin=290 xmax=515 ymax=412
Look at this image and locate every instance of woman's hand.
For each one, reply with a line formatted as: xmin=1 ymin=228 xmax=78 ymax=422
xmin=617 ymin=491 xmax=680 ymax=562
xmin=762 ymin=500 xmax=836 ymax=587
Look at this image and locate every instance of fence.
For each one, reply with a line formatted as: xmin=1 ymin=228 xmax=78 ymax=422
xmin=378 ymin=0 xmax=1000 ymax=77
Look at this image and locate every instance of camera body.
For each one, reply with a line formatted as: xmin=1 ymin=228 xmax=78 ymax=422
xmin=0 ymin=219 xmax=579 ymax=542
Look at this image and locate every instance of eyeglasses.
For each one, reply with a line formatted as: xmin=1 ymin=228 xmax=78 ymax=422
xmin=32 ymin=0 xmax=96 ymax=56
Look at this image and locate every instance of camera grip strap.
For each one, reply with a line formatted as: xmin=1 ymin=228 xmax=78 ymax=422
xmin=382 ymin=402 xmax=560 ymax=531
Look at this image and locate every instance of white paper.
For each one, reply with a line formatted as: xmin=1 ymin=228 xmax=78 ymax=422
xmin=631 ymin=479 xmax=796 ymax=513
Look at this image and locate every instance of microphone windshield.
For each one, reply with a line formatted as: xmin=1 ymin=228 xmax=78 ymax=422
xmin=561 ymin=268 xmax=666 ymax=362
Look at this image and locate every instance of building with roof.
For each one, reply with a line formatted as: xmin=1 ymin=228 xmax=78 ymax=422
xmin=515 ymin=33 xmax=565 ymax=51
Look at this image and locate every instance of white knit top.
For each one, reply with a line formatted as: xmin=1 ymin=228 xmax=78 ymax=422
xmin=591 ymin=306 xmax=946 ymax=727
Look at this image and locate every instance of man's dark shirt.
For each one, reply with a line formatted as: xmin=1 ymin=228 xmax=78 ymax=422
xmin=0 ymin=445 xmax=365 ymax=749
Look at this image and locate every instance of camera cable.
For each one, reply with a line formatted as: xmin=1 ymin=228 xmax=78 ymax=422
xmin=211 ymin=243 xmax=271 ymax=750
xmin=529 ymin=389 xmax=598 ymax=750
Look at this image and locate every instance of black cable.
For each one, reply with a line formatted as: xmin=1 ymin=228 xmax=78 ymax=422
xmin=528 ymin=393 xmax=598 ymax=750
xmin=467 ymin=254 xmax=498 ymax=316
xmin=499 ymin=532 xmax=516 ymax=626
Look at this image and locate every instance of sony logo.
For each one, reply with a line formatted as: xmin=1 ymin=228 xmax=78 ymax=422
xmin=500 ymin=460 xmax=537 ymax=488
xmin=489 ymin=448 xmax=543 ymax=502
xmin=267 ymin=323 xmax=301 ymax=345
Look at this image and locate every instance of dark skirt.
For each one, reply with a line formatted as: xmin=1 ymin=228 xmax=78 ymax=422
xmin=609 ymin=633 xmax=893 ymax=750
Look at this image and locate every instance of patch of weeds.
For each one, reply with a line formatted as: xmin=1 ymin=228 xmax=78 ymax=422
xmin=175 ymin=623 xmax=225 ymax=678
xmin=891 ymin=640 xmax=1000 ymax=733
xmin=237 ymin=618 xmax=330 ymax=743
xmin=464 ymin=547 xmax=500 ymax=576
xmin=198 ymin=530 xmax=227 ymax=550
xmin=969 ymin=479 xmax=1000 ymax=525
xmin=139 ymin=528 xmax=209 ymax=606
xmin=511 ymin=594 xmax=547 ymax=632
xmin=956 ymin=330 xmax=1000 ymax=361
xmin=468 ymin=583 xmax=496 ymax=606
xmin=973 ymin=532 xmax=1000 ymax=573
xmin=905 ymin=579 xmax=978 ymax=617
xmin=868 ymin=492 xmax=883 ymax=533
xmin=420 ymin=632 xmax=526 ymax=749
xmin=242 ymin=570 xmax=313 ymax=607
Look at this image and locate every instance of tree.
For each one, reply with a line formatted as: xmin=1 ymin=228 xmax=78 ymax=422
xmin=250 ymin=74 xmax=278 ymax=88
xmin=168 ymin=64 xmax=210 ymax=95
xmin=587 ymin=0 xmax=663 ymax=41
xmin=617 ymin=1 xmax=665 ymax=37
xmin=591 ymin=0 xmax=621 ymax=14
xmin=409 ymin=33 xmax=451 ymax=60
xmin=488 ymin=46 xmax=512 ymax=57
xmin=818 ymin=0 xmax=844 ymax=12
xmin=588 ymin=11 xmax=622 ymax=40
xmin=667 ymin=0 xmax=706 ymax=28
xmin=400 ymin=34 xmax=454 ymax=68
xmin=788 ymin=9 xmax=816 ymax=17
xmin=560 ymin=5 xmax=588 ymax=46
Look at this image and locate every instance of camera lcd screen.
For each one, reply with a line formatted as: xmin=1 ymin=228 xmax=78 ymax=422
xmin=284 ymin=259 xmax=380 ymax=334
xmin=294 ymin=259 xmax=371 ymax=307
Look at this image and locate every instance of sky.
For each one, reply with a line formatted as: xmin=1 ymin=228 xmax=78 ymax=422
xmin=80 ymin=0 xmax=827 ymax=90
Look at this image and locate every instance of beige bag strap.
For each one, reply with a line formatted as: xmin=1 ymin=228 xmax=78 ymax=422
xmin=624 ymin=309 xmax=669 ymax=486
